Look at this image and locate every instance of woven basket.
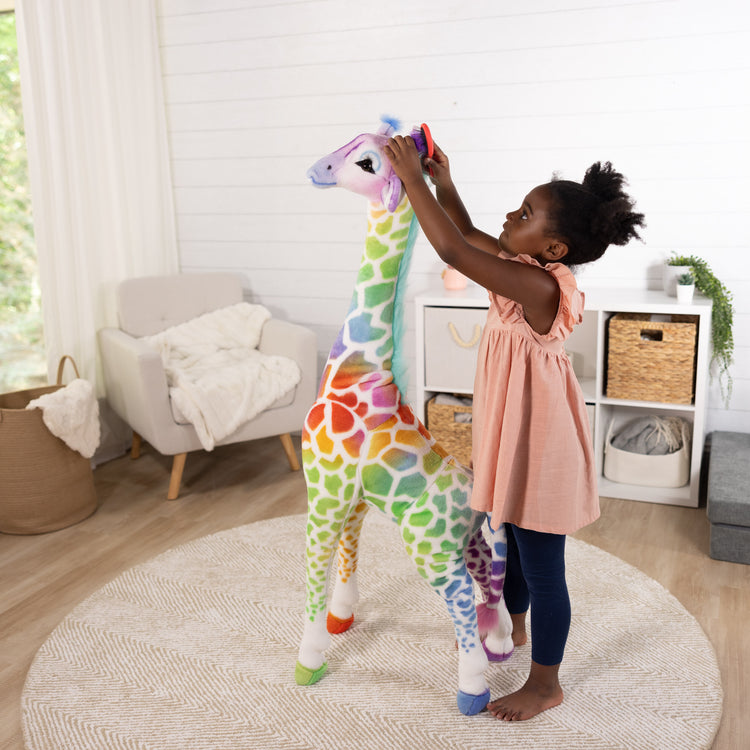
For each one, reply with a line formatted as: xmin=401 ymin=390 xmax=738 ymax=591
xmin=0 ymin=356 xmax=98 ymax=535
xmin=426 ymin=396 xmax=473 ymax=466
xmin=606 ymin=313 xmax=698 ymax=404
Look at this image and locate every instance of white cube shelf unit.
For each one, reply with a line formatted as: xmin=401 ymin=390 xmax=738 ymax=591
xmin=415 ymin=286 xmax=713 ymax=507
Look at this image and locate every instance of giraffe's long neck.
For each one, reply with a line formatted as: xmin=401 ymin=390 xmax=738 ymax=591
xmin=321 ymin=194 xmax=416 ymax=396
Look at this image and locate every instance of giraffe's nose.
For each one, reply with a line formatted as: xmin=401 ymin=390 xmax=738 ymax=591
xmin=307 ymin=162 xmax=337 ymax=188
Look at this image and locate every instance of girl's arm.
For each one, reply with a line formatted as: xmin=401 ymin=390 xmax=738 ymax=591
xmin=385 ymin=136 xmax=560 ymax=335
xmin=427 ymin=144 xmax=498 ymax=255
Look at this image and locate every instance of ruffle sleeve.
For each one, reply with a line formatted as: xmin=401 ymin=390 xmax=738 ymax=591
xmin=545 ymin=261 xmax=584 ymax=340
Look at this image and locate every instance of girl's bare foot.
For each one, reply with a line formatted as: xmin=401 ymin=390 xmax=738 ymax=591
xmin=510 ymin=611 xmax=528 ymax=647
xmin=488 ymin=661 xmax=563 ymax=721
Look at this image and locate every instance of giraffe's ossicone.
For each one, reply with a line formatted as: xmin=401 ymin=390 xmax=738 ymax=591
xmin=295 ymin=120 xmax=513 ymax=715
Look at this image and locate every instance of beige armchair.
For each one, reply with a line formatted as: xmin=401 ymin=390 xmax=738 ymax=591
xmin=98 ymin=273 xmax=317 ymax=499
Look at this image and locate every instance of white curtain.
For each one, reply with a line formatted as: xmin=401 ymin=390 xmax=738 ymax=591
xmin=15 ymin=0 xmax=178 ymax=396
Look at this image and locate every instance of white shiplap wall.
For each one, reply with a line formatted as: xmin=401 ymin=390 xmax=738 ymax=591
xmin=156 ymin=0 xmax=750 ymax=433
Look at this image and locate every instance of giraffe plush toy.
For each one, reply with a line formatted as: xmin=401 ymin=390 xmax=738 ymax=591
xmin=295 ymin=118 xmax=513 ymax=715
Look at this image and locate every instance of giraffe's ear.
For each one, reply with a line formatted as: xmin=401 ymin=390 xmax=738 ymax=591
xmin=382 ymin=176 xmax=402 ymax=212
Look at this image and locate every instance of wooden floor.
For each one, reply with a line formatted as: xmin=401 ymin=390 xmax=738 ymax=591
xmin=1 ymin=435 xmax=747 ymax=749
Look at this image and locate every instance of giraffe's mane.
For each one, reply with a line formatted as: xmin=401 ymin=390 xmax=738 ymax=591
xmin=391 ymin=210 xmax=420 ymax=399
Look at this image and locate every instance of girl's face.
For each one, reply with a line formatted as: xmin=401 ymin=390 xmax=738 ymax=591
xmin=498 ymin=184 xmax=560 ymax=260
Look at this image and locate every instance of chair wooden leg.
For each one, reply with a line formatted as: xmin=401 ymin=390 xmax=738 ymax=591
xmin=167 ymin=453 xmax=188 ymax=500
xmin=131 ymin=432 xmax=142 ymax=459
xmin=279 ymin=433 xmax=300 ymax=471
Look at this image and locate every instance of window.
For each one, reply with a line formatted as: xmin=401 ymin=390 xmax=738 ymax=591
xmin=0 ymin=9 xmax=45 ymax=393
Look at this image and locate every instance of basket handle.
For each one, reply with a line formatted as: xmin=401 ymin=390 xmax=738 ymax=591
xmin=638 ymin=328 xmax=664 ymax=342
xmin=448 ymin=322 xmax=481 ymax=348
xmin=56 ymin=355 xmax=81 ymax=385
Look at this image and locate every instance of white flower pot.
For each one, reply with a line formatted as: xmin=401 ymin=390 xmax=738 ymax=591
xmin=663 ymin=264 xmax=692 ymax=297
xmin=676 ymin=284 xmax=695 ymax=304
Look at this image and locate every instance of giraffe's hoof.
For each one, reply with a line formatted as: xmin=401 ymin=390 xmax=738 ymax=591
xmin=326 ymin=611 xmax=354 ymax=634
xmin=483 ymin=639 xmax=514 ymax=662
xmin=295 ymin=660 xmax=328 ymax=685
xmin=457 ymin=688 xmax=490 ymax=715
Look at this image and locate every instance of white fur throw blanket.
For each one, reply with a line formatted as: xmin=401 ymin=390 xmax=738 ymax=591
xmin=142 ymin=303 xmax=301 ymax=451
xmin=26 ymin=379 xmax=101 ymax=459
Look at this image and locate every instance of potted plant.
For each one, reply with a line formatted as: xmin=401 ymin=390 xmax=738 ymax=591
xmin=675 ymin=271 xmax=695 ymax=304
xmin=667 ymin=253 xmax=734 ymax=402
xmin=663 ymin=260 xmax=692 ymax=296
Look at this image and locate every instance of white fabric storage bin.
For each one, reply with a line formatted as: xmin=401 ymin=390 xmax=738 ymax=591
xmin=603 ymin=419 xmax=691 ymax=488
xmin=423 ymin=306 xmax=485 ymax=391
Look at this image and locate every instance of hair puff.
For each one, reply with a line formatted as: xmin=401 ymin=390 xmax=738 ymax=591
xmin=546 ymin=162 xmax=645 ymax=267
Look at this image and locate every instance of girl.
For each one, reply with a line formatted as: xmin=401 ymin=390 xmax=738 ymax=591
xmin=384 ymin=135 xmax=645 ymax=721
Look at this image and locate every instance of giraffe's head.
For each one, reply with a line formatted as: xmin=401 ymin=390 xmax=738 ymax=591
xmin=307 ymin=118 xmax=432 ymax=212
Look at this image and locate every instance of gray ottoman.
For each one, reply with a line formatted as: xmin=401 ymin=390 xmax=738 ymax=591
xmin=707 ymin=431 xmax=750 ymax=564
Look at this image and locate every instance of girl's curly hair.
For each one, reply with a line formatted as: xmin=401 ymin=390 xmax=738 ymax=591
xmin=545 ymin=162 xmax=645 ymax=267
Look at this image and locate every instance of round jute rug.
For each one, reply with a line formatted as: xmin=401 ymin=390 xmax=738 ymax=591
xmin=22 ymin=512 xmax=722 ymax=749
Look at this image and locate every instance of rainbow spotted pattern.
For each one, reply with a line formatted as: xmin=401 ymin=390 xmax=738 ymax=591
xmin=295 ymin=124 xmax=513 ymax=715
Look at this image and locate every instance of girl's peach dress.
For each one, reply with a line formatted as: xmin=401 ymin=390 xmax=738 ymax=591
xmin=470 ymin=254 xmax=599 ymax=534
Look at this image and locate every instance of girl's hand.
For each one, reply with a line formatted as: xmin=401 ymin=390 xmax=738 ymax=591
xmin=423 ymin=142 xmax=452 ymax=188
xmin=384 ymin=136 xmax=425 ymax=187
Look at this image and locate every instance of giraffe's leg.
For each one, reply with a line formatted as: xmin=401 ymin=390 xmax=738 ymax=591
xmin=361 ymin=406 xmax=495 ymax=713
xmin=296 ymin=491 xmax=355 ymax=684
xmin=395 ymin=472 xmax=491 ymax=715
xmin=328 ymin=499 xmax=369 ymax=633
xmin=296 ymin=399 xmax=365 ymax=685
xmin=443 ymin=566 xmax=492 ymax=713
xmin=480 ymin=521 xmax=514 ymax=662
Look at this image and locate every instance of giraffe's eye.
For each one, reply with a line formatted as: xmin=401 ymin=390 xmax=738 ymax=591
xmin=355 ymin=157 xmax=375 ymax=174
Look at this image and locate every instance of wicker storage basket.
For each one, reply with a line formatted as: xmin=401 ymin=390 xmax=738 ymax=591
xmin=426 ymin=396 xmax=473 ymax=466
xmin=606 ymin=313 xmax=698 ymax=404
xmin=0 ymin=356 xmax=98 ymax=535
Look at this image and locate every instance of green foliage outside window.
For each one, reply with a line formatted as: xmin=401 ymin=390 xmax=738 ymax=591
xmin=0 ymin=12 xmax=46 ymax=392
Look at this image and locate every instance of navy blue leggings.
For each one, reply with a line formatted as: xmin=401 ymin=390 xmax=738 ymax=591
xmin=503 ymin=523 xmax=570 ymax=666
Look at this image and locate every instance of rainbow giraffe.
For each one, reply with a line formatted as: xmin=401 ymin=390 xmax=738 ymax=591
xmin=295 ymin=119 xmax=513 ymax=715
